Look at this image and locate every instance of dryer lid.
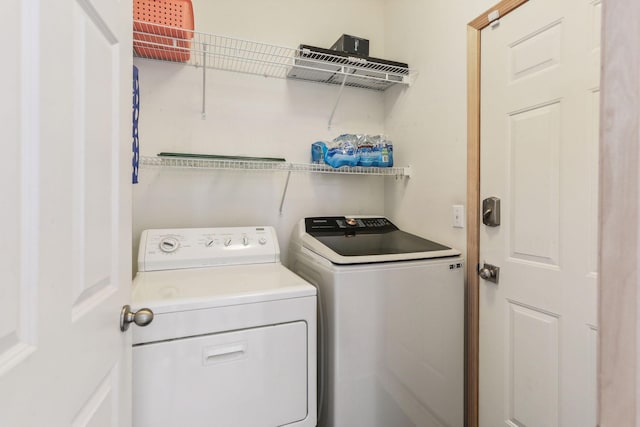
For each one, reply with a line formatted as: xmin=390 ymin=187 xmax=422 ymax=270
xmin=132 ymin=263 xmax=316 ymax=314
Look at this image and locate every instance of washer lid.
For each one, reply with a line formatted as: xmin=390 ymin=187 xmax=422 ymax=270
xmin=132 ymin=263 xmax=316 ymax=314
xmin=301 ymin=216 xmax=461 ymax=264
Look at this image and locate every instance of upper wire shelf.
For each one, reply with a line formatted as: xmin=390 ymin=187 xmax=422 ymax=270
xmin=139 ymin=155 xmax=411 ymax=178
xmin=133 ymin=20 xmax=416 ymax=91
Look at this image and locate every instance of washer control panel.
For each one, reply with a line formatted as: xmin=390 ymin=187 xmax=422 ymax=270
xmin=138 ymin=226 xmax=279 ymax=272
xmin=305 ymin=216 xmax=398 ymax=235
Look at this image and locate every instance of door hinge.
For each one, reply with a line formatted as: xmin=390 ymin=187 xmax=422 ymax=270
xmin=488 ymin=10 xmax=501 ymax=28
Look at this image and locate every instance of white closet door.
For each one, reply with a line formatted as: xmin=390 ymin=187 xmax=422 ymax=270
xmin=479 ymin=1 xmax=600 ymax=426
xmin=0 ymin=1 xmax=133 ymax=425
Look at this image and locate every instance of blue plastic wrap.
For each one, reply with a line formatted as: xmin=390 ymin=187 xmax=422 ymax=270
xmin=368 ymin=134 xmax=393 ymax=167
xmin=311 ymin=141 xmax=327 ymax=164
xmin=311 ymin=134 xmax=393 ymax=168
xmin=325 ymin=134 xmax=358 ymax=167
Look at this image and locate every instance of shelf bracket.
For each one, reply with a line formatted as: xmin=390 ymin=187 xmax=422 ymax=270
xmin=328 ymin=70 xmax=349 ymax=130
xmin=201 ymin=43 xmax=207 ymax=119
xmin=279 ymin=170 xmax=292 ymax=214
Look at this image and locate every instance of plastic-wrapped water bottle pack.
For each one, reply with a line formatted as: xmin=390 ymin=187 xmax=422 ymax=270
xmin=311 ymin=134 xmax=393 ymax=168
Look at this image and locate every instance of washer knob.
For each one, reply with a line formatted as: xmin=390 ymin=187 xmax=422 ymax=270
xmin=242 ymin=235 xmax=249 ymax=246
xmin=259 ymin=237 xmax=267 ymax=245
xmin=224 ymin=238 xmax=232 ymax=247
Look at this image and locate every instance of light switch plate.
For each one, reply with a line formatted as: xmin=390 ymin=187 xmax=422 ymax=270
xmin=452 ymin=205 xmax=465 ymax=228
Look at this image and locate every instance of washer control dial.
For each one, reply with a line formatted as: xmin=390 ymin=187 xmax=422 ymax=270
xmin=158 ymin=237 xmax=180 ymax=253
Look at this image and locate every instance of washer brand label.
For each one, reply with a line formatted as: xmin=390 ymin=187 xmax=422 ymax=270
xmin=449 ymin=262 xmax=464 ymax=270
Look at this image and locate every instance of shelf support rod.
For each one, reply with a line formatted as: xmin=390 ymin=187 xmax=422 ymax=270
xmin=201 ymin=43 xmax=207 ymax=119
xmin=279 ymin=170 xmax=292 ymax=215
xmin=328 ymin=70 xmax=348 ymax=130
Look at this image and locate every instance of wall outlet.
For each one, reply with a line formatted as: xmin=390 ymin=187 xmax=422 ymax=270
xmin=452 ymin=205 xmax=465 ymax=228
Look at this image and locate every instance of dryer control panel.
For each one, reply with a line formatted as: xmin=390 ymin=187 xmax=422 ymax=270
xmin=138 ymin=227 xmax=279 ymax=271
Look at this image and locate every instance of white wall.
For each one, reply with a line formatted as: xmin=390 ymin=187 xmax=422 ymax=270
xmin=383 ymin=0 xmax=496 ymax=256
xmin=132 ymin=0 xmax=498 ymax=270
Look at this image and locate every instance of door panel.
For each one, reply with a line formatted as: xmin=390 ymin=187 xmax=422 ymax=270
xmin=479 ymin=1 xmax=599 ymax=426
xmin=507 ymin=302 xmax=559 ymax=427
xmin=509 ymin=21 xmax=562 ymax=81
xmin=509 ymin=102 xmax=560 ymax=266
xmin=71 ymin=369 xmax=120 ymax=427
xmin=71 ymin=0 xmax=120 ymax=319
xmin=0 ymin=0 xmax=38 ymax=376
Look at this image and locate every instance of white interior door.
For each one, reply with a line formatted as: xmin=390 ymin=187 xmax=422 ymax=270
xmin=479 ymin=1 xmax=600 ymax=426
xmin=0 ymin=0 xmax=133 ymax=425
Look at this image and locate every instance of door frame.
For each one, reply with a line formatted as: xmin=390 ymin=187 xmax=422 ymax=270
xmin=465 ymin=2 xmax=529 ymax=425
xmin=467 ymin=1 xmax=640 ymax=426
xmin=597 ymin=0 xmax=640 ymax=425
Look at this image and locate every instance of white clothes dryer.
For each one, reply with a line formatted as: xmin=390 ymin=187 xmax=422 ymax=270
xmin=132 ymin=226 xmax=317 ymax=427
xmin=288 ymin=216 xmax=463 ymax=427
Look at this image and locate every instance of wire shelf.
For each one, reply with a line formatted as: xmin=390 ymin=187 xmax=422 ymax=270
xmin=139 ymin=155 xmax=411 ymax=177
xmin=288 ymin=162 xmax=409 ymax=176
xmin=133 ymin=20 xmax=415 ymax=91
xmin=140 ymin=155 xmax=290 ymax=171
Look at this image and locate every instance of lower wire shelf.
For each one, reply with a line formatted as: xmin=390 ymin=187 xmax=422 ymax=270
xmin=139 ymin=155 xmax=411 ymax=214
xmin=139 ymin=155 xmax=412 ymax=177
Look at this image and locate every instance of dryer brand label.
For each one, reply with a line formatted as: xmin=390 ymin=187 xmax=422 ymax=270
xmin=449 ymin=262 xmax=464 ymax=270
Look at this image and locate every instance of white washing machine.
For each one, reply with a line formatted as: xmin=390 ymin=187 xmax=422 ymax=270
xmin=288 ymin=216 xmax=464 ymax=427
xmin=132 ymin=226 xmax=317 ymax=427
